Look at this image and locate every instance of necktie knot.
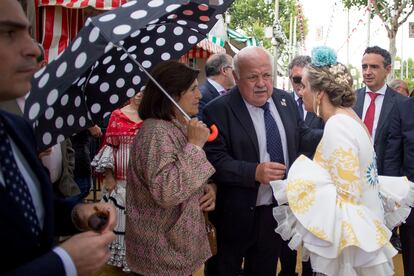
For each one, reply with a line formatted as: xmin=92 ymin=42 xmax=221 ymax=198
xmin=260 ymin=102 xmax=270 ymax=112
xmin=297 ymin=97 xmax=303 ymax=105
xmin=368 ymin=92 xmax=379 ymax=101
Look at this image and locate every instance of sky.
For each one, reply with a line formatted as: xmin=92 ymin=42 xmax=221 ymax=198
xmin=299 ymin=0 xmax=414 ymax=71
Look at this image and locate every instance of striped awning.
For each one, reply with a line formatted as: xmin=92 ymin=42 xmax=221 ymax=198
xmin=38 ymin=0 xmax=127 ymax=10
xmin=187 ymin=38 xmax=225 ymax=59
xmin=36 ymin=0 xmax=128 ymax=62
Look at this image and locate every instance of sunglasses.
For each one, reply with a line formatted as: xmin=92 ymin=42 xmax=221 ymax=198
xmin=291 ymin=76 xmax=302 ymax=84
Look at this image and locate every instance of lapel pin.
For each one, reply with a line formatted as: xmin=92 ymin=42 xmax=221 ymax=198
xmin=281 ymin=98 xmax=287 ymax=106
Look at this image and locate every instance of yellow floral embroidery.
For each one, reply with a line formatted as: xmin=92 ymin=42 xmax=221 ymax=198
xmin=339 ymin=221 xmax=359 ymax=253
xmin=286 ymin=179 xmax=316 ymax=214
xmin=314 ymin=142 xmax=329 ymax=169
xmin=328 ymin=148 xmax=361 ymax=205
xmin=308 ymin=226 xmax=329 ymax=241
xmin=374 ymin=220 xmax=388 ymax=246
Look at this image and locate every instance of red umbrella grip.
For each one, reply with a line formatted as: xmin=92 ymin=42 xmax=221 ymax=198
xmin=207 ymin=124 xmax=218 ymax=142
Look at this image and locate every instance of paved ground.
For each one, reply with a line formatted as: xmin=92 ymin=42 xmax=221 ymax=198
xmin=95 ymin=254 xmax=404 ymax=276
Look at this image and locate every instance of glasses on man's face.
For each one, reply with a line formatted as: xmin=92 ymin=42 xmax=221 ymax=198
xmin=291 ymin=76 xmax=302 ymax=84
xmin=244 ymin=72 xmax=273 ymax=83
xmin=223 ymin=65 xmax=233 ymax=71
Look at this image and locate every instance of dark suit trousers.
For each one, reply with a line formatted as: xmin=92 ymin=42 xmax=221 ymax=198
xmin=216 ymin=205 xmax=282 ymax=276
xmin=279 ymin=240 xmax=313 ymax=276
xmin=400 ymin=223 xmax=414 ymax=276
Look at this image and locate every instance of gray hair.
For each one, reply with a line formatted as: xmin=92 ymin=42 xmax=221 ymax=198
xmin=288 ymin=55 xmax=311 ymax=76
xmin=389 ymin=79 xmax=406 ymax=90
xmin=205 ymin=53 xmax=232 ymax=77
xmin=233 ymin=46 xmax=274 ymax=78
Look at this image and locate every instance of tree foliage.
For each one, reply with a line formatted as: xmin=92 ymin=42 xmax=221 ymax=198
xmin=228 ymin=0 xmax=307 ymax=51
xmin=342 ymin=0 xmax=414 ymax=78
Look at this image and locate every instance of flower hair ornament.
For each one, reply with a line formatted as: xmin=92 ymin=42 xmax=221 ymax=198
xmin=311 ymin=46 xmax=352 ymax=87
xmin=311 ymin=46 xmax=337 ymax=67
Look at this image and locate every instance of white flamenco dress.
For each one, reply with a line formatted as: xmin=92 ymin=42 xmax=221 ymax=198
xmin=271 ymin=114 xmax=414 ymax=276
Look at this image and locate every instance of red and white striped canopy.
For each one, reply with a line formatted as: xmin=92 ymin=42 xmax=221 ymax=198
xmin=36 ymin=0 xmax=224 ymax=62
xmin=38 ymin=0 xmax=127 ymax=10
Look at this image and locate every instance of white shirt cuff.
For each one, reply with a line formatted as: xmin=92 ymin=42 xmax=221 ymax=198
xmin=53 ymin=246 xmax=77 ymax=276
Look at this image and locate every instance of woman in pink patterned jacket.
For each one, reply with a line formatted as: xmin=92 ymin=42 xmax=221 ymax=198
xmin=126 ymin=61 xmax=216 ymax=275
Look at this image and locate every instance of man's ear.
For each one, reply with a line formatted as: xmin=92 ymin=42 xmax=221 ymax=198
xmin=385 ymin=64 xmax=392 ymax=75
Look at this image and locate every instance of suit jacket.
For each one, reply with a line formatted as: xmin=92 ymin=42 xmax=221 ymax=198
xmin=383 ymin=97 xmax=414 ymax=224
xmin=0 ymin=99 xmax=79 ymax=197
xmin=202 ymin=87 xmax=322 ymax=243
xmin=0 ymin=110 xmax=76 ymax=275
xmin=198 ymin=80 xmax=221 ymax=121
xmin=291 ymin=92 xmax=324 ymax=158
xmin=354 ymin=86 xmax=406 ymax=175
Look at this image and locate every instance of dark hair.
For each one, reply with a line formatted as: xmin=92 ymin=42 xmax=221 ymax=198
xmin=306 ymin=62 xmax=356 ymax=108
xmin=139 ymin=61 xmax=199 ymax=121
xmin=205 ymin=53 xmax=231 ymax=77
xmin=288 ymin=55 xmax=311 ymax=75
xmin=363 ymin=46 xmax=392 ymax=67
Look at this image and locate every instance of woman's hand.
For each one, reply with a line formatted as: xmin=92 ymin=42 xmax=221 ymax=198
xmin=187 ymin=118 xmax=210 ymax=148
xmin=200 ymin=183 xmax=216 ymax=211
xmin=103 ymin=169 xmax=116 ymax=192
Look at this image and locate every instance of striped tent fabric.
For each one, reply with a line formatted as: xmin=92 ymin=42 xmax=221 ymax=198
xmin=37 ymin=0 xmax=127 ymax=62
xmin=186 ymin=38 xmax=226 ymax=59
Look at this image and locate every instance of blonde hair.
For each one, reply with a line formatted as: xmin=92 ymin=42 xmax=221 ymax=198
xmin=305 ymin=62 xmax=355 ymax=108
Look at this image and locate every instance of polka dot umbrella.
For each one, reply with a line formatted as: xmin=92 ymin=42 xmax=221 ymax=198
xmin=25 ymin=0 xmax=233 ymax=150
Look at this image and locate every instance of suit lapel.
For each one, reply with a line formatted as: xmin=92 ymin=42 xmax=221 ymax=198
xmin=305 ymin=112 xmax=315 ymax=125
xmin=228 ymin=88 xmax=260 ymax=160
xmin=375 ymin=87 xmax=395 ymax=142
xmin=355 ymin=88 xmax=365 ymax=117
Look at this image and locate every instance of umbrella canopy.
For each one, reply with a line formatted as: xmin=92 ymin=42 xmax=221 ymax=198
xmin=25 ymin=0 xmax=233 ymax=150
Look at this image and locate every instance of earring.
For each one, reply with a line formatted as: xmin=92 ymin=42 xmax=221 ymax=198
xmin=316 ymin=99 xmax=320 ymax=117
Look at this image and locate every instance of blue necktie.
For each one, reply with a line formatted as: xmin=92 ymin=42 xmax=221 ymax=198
xmin=297 ymin=97 xmax=304 ymax=120
xmin=0 ymin=118 xmax=41 ymax=237
xmin=260 ymin=102 xmax=285 ymax=164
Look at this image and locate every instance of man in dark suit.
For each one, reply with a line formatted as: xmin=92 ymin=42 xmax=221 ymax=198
xmin=354 ymin=46 xmax=406 ymax=176
xmin=203 ymin=47 xmax=322 ymax=276
xmin=277 ymin=55 xmax=324 ymax=276
xmin=0 ymin=1 xmax=115 ymax=275
xmin=198 ymin=53 xmax=235 ymax=120
xmin=384 ymin=97 xmax=414 ymax=276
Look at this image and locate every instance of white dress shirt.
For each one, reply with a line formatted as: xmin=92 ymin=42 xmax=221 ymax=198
xmin=362 ymin=84 xmax=387 ymax=143
xmin=244 ymin=97 xmax=289 ymax=206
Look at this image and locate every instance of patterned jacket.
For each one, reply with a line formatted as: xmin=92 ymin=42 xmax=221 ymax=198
xmin=126 ymin=118 xmax=215 ymax=275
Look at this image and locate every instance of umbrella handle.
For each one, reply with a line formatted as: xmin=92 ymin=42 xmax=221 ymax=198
xmin=208 ymin=124 xmax=218 ymax=142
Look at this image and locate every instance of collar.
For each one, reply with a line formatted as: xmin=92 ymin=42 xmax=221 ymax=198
xmin=207 ymin=78 xmax=225 ymax=93
xmin=365 ymin=83 xmax=387 ymax=95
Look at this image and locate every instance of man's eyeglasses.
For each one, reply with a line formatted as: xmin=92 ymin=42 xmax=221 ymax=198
xmin=223 ymin=65 xmax=233 ymax=71
xmin=291 ymin=76 xmax=302 ymax=84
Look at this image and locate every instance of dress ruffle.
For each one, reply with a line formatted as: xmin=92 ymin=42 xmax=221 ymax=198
xmin=91 ymin=145 xmax=114 ymax=173
xmin=271 ymin=155 xmax=414 ymax=275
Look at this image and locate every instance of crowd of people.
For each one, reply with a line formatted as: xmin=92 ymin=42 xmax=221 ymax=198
xmin=2 ymin=0 xmax=414 ymax=276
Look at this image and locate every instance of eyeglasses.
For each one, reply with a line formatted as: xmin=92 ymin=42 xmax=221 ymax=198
xmin=223 ymin=65 xmax=233 ymax=71
xmin=291 ymin=76 xmax=302 ymax=84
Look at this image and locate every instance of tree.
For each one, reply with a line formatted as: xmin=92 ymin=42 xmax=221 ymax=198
xmin=228 ymin=0 xmax=307 ymax=54
xmin=343 ymin=0 xmax=414 ymax=78
xmin=394 ymin=56 xmax=414 ymax=91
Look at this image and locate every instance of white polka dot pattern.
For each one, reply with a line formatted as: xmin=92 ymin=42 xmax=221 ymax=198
xmin=25 ymin=0 xmax=231 ymax=150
